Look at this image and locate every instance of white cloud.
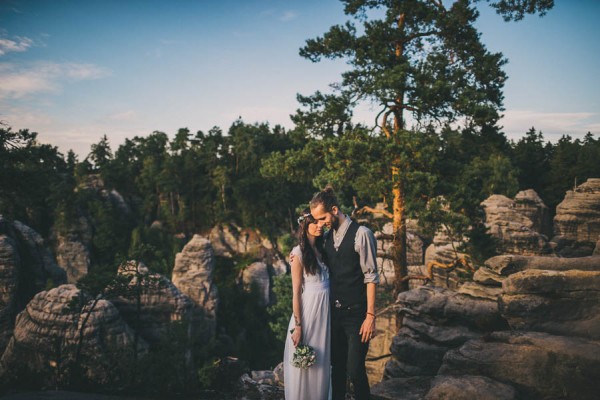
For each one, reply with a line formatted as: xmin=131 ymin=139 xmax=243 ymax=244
xmin=0 ymin=61 xmax=110 ymax=99
xmin=2 ymin=106 xmax=149 ymax=157
xmin=280 ymin=10 xmax=298 ymax=22
xmin=500 ymin=109 xmax=599 ymax=140
xmin=0 ymin=36 xmax=33 ymax=56
xmin=108 ymin=110 xmax=137 ymax=121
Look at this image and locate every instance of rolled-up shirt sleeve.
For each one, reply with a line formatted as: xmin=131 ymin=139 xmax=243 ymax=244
xmin=355 ymin=226 xmax=379 ymax=284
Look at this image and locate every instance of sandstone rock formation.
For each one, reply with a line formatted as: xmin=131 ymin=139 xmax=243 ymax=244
xmin=423 ymin=230 xmax=470 ymax=289
xmin=374 ymin=249 xmax=600 ymax=399
xmin=210 ymin=223 xmax=273 ymax=259
xmin=481 ymin=191 xmax=551 ymax=256
xmin=0 ymin=234 xmax=18 ymax=355
xmin=240 ymin=261 xmax=271 ymax=306
xmin=499 ymin=269 xmax=600 ymax=340
xmin=383 ymin=286 xmax=507 ymax=379
xmin=553 ymin=178 xmax=600 ymax=256
xmin=438 ymin=331 xmax=600 ymax=400
xmin=110 ymin=261 xmax=198 ymax=345
xmin=0 ymin=218 xmax=67 ymax=355
xmin=53 ymin=215 xmax=92 ymax=283
xmin=0 ymin=284 xmax=146 ymax=385
xmin=425 ymin=375 xmax=517 ymax=400
xmin=375 ymin=220 xmax=427 ymax=287
xmin=171 ymin=235 xmax=218 ymax=338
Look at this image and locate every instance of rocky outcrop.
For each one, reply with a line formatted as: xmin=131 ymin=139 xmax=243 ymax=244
xmin=425 ymin=375 xmax=517 ymax=400
xmin=375 ymin=220 xmax=427 ymax=287
xmin=240 ymin=262 xmax=271 ymax=306
xmin=171 ymin=236 xmax=218 ymax=339
xmin=210 ymin=223 xmax=274 ymax=259
xmin=110 ymin=261 xmax=197 ymax=345
xmin=0 ymin=234 xmax=19 ymax=355
xmin=485 ymin=254 xmax=600 ymax=274
xmin=0 ymin=218 xmax=67 ymax=355
xmin=0 ymin=284 xmax=146 ymax=385
xmin=423 ymin=231 xmax=470 ymax=289
xmin=552 ymin=178 xmax=600 ymax=256
xmin=371 ymin=376 xmax=432 ymax=400
xmin=383 ymin=287 xmax=507 ymax=379
xmin=54 ymin=216 xmax=92 ymax=283
xmin=438 ymin=331 xmax=600 ymax=400
xmin=481 ymin=191 xmax=551 ymax=256
xmin=499 ymin=269 xmax=600 ymax=340
xmin=12 ymin=221 xmax=66 ymax=286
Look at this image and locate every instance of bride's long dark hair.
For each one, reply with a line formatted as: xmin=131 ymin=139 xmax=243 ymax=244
xmin=296 ymin=208 xmax=323 ymax=276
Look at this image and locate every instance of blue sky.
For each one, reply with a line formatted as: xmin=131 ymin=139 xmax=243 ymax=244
xmin=1 ymin=0 xmax=599 ymax=157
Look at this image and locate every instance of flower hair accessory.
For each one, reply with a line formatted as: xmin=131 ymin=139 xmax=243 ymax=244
xmin=297 ymin=212 xmax=312 ymax=225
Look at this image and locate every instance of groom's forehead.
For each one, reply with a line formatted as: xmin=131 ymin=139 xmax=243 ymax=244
xmin=311 ymin=204 xmax=331 ymax=219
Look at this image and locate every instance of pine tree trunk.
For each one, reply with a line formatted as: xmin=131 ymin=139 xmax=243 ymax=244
xmin=392 ymin=165 xmax=408 ymax=297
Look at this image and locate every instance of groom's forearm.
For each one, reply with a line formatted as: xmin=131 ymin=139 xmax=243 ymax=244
xmin=366 ymin=282 xmax=376 ymax=315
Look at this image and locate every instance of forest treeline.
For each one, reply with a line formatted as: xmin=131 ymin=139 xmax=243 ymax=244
xmin=1 ymin=120 xmax=599 ymax=273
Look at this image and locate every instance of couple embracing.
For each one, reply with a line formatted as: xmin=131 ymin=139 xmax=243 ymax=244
xmin=283 ymin=187 xmax=379 ymax=400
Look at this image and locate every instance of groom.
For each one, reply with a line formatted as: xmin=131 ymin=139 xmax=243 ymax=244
xmin=310 ymin=187 xmax=378 ymax=400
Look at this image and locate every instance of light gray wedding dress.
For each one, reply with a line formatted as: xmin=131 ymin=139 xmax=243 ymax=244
xmin=283 ymin=245 xmax=331 ymax=400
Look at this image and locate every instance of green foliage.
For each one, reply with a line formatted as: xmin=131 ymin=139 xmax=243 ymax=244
xmin=267 ymin=274 xmax=293 ymax=344
xmin=213 ymin=256 xmax=282 ymax=370
xmin=128 ymin=225 xmax=185 ymax=276
xmin=0 ymin=124 xmax=73 ymax=236
xmin=277 ymin=233 xmax=295 ymax=256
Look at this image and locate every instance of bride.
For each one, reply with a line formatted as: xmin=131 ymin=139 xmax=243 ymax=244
xmin=283 ymin=208 xmax=330 ymax=399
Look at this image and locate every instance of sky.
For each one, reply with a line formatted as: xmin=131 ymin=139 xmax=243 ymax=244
xmin=1 ymin=0 xmax=599 ymax=158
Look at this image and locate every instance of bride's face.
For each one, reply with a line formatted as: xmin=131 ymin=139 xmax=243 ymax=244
xmin=307 ymin=221 xmax=323 ymax=237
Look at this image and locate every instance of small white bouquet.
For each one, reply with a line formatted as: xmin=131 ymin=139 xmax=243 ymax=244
xmin=291 ymin=344 xmax=316 ymax=369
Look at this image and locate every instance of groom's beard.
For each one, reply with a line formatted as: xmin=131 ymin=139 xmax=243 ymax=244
xmin=331 ymin=213 xmax=340 ymax=230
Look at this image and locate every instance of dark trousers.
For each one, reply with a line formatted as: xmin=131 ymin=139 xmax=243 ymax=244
xmin=331 ymin=303 xmax=370 ymax=400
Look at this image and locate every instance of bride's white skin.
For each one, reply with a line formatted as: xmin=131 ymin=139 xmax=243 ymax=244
xmin=290 ymin=221 xmax=323 ymax=347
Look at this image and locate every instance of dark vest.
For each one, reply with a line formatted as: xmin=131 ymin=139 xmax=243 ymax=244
xmin=324 ymin=220 xmax=366 ymax=306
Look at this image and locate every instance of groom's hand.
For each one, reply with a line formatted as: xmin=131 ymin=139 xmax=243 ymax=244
xmin=359 ymin=314 xmax=376 ymax=343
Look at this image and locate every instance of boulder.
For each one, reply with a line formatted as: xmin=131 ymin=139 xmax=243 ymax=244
xmin=514 ymin=189 xmax=552 ymax=237
xmin=0 ymin=284 xmax=146 ymax=385
xmin=12 ymin=221 xmax=66 ymax=286
xmin=371 ymin=376 xmax=433 ymax=400
xmin=457 ymin=281 xmax=503 ymax=301
xmin=54 ymin=216 xmax=92 ymax=284
xmin=376 ymin=221 xmax=426 ymax=286
xmin=425 ymin=375 xmax=517 ymax=400
xmin=209 ymin=223 xmax=273 ymax=259
xmin=553 ymin=178 xmax=600 ymax=256
xmin=439 ymin=331 xmax=600 ymax=400
xmin=481 ymin=192 xmax=551 ymax=256
xmin=240 ymin=262 xmax=271 ymax=306
xmin=172 ymin=235 xmax=218 ymax=337
xmin=484 ymin=254 xmax=600 ymax=275
xmin=110 ymin=261 xmax=198 ymax=345
xmin=384 ymin=287 xmax=508 ymax=379
xmin=499 ymin=269 xmax=600 ymax=340
xmin=396 ymin=287 xmax=507 ymax=331
xmin=0 ymin=218 xmax=67 ymax=355
xmin=423 ymin=231 xmax=470 ymax=289
xmin=0 ymin=234 xmax=19 ymax=354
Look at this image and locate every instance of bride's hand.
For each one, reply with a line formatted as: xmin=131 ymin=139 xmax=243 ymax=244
xmin=289 ymin=252 xmax=295 ymax=264
xmin=291 ymin=326 xmax=302 ymax=347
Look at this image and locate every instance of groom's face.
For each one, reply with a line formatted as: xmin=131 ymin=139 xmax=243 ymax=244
xmin=311 ymin=204 xmax=339 ymax=230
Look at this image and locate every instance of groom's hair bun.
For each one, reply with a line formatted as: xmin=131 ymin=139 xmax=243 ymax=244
xmin=310 ymin=185 xmax=338 ymax=212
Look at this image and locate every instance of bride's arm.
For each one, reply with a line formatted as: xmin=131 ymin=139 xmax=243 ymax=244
xmin=290 ymin=252 xmax=304 ymax=347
